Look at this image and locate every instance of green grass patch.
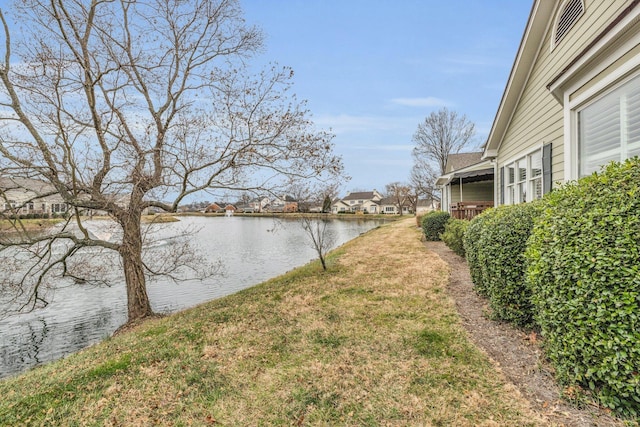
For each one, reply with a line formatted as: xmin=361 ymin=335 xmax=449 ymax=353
xmin=0 ymin=218 xmax=547 ymax=426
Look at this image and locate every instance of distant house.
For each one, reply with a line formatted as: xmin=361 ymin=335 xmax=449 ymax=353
xmin=224 ymin=204 xmax=236 ymax=215
xmin=435 ymin=152 xmax=494 ymax=219
xmin=235 ymin=203 xmax=254 ymax=213
xmin=204 ymin=203 xmax=223 ymax=213
xmin=247 ymin=196 xmax=269 ymax=213
xmin=379 ymin=197 xmax=413 ymax=215
xmin=267 ymin=195 xmax=298 ymax=213
xmin=0 ymin=177 xmax=68 ymax=217
xmin=331 ymin=190 xmax=383 ymax=214
xmin=416 ymin=198 xmax=439 ymax=215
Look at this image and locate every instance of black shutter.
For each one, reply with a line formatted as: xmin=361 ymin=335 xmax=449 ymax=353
xmin=499 ymin=166 xmax=505 ymax=205
xmin=543 ymin=143 xmax=552 ymax=194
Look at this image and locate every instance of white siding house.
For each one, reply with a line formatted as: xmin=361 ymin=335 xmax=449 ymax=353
xmin=483 ymin=0 xmax=640 ymax=205
xmin=0 ymin=177 xmax=67 ymax=217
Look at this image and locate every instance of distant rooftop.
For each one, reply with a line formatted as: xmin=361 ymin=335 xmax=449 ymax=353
xmin=444 ymin=152 xmax=484 ymax=173
xmin=342 ymin=191 xmax=376 ymax=201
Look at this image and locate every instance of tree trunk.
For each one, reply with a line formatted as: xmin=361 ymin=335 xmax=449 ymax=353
xmin=120 ymin=212 xmax=153 ymax=323
xmin=319 ymin=254 xmax=327 ymax=271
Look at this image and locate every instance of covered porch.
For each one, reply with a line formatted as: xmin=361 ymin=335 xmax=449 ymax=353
xmin=436 ymin=162 xmax=494 ymax=221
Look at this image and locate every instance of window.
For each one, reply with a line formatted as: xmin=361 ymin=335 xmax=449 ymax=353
xmin=529 ymin=150 xmax=543 ymax=200
xmin=578 ymin=73 xmax=640 ymax=176
xmin=52 ymin=203 xmax=67 ymax=213
xmin=553 ymin=0 xmax=584 ymax=48
xmin=503 ymin=149 xmax=544 ymax=205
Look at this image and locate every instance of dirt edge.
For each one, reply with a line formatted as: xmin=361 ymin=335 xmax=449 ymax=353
xmin=424 ymin=240 xmax=625 ymax=427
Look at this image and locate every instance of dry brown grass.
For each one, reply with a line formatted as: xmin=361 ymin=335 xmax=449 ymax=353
xmin=0 ymin=217 xmax=64 ymax=232
xmin=0 ymin=218 xmax=547 ymax=426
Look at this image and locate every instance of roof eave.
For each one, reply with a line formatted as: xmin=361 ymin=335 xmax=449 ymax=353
xmin=547 ymin=0 xmax=640 ymax=105
xmin=436 ymin=159 xmax=493 ymax=187
xmin=483 ymin=0 xmax=556 ymax=155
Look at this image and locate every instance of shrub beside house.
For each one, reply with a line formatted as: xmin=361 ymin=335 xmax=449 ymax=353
xmin=433 ymin=0 xmax=640 ymax=417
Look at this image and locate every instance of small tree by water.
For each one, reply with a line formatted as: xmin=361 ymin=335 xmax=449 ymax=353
xmin=300 ymin=215 xmax=335 ymax=271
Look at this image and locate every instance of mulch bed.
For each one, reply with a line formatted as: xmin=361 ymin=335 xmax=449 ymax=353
xmin=424 ymin=240 xmax=626 ymax=427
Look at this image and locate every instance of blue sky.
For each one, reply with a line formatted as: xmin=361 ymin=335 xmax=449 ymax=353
xmin=242 ymin=0 xmax=532 ymax=195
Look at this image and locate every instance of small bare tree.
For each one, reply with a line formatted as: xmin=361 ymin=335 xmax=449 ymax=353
xmin=300 ymin=214 xmax=334 ymax=271
xmin=385 ymin=182 xmax=411 ymax=216
xmin=0 ymin=0 xmax=343 ymax=325
xmin=412 ymin=107 xmax=476 ymax=175
xmin=290 ymin=180 xmax=344 ymax=270
xmin=409 ymin=159 xmax=440 ymax=210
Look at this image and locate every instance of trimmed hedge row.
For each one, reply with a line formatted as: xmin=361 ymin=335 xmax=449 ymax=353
xmin=421 ymin=211 xmax=450 ymax=241
xmin=440 ymin=218 xmax=468 ymax=257
xmin=462 ymin=210 xmax=491 ymax=297
xmin=456 ymin=158 xmax=640 ymax=417
xmin=463 ymin=202 xmax=541 ymax=326
xmin=526 ymin=158 xmax=640 ymax=416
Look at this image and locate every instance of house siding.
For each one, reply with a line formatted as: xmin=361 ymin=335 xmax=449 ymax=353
xmin=495 ymin=1 xmax=631 ymax=198
xmin=449 ymin=181 xmax=494 ymax=204
xmin=570 ymin=43 xmax=640 ymax=103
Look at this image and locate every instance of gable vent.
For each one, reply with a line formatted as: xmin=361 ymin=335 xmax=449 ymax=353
xmin=554 ymin=0 xmax=585 ymax=46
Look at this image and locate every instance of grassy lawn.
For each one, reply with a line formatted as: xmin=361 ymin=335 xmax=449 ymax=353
xmin=0 ymin=218 xmax=64 ymax=232
xmin=0 ymin=218 xmax=544 ymax=426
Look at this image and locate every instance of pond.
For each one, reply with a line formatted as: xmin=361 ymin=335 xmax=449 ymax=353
xmin=0 ymin=216 xmax=387 ymax=379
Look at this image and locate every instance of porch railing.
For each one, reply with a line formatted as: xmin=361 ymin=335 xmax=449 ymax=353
xmin=450 ymin=201 xmax=494 ymax=220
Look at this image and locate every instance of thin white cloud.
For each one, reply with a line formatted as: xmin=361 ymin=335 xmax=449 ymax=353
xmin=390 ymin=97 xmax=450 ymax=107
xmin=348 ymin=144 xmax=413 ymax=152
xmin=314 ymin=114 xmax=418 ymax=134
xmin=439 ymin=53 xmax=513 ymax=75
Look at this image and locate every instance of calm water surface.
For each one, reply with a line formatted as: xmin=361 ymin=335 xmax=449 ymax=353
xmin=0 ymin=216 xmax=385 ymax=379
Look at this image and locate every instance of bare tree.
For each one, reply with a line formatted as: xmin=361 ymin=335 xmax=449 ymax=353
xmin=412 ymin=107 xmax=476 ymax=175
xmin=0 ymin=0 xmax=343 ymax=324
xmin=409 ymin=158 xmax=440 ymax=210
xmin=385 ymin=182 xmax=411 ymax=216
xmin=286 ymin=179 xmax=342 ymax=213
xmin=300 ymin=214 xmax=335 ymax=271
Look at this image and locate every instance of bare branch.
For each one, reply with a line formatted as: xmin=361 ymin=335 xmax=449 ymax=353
xmin=412 ymin=107 xmax=476 ymax=175
xmin=0 ymin=0 xmax=344 ymax=324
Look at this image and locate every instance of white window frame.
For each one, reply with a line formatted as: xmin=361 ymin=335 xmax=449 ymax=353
xmin=501 ymin=147 xmax=544 ymax=206
xmin=554 ymin=9 xmax=640 ymax=182
xmin=576 ymin=72 xmax=640 ymax=177
xmin=566 ymin=67 xmax=640 ymax=180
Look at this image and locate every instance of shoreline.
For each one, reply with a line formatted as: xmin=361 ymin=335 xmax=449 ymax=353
xmin=0 ymin=218 xmax=586 ymax=425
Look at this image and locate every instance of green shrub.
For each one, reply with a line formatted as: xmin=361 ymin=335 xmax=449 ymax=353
xmin=466 ymin=203 xmax=541 ymax=326
xmin=440 ymin=218 xmax=469 ymax=257
xmin=526 ymin=158 xmax=640 ymax=417
xmin=463 ymin=209 xmax=494 ymax=297
xmin=421 ymin=211 xmax=450 ymax=241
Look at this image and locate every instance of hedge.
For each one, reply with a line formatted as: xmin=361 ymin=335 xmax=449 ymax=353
xmin=463 ymin=209 xmax=493 ymax=297
xmin=526 ymin=158 xmax=640 ymax=417
xmin=421 ymin=211 xmax=450 ymax=241
xmin=441 ymin=218 xmax=469 ymax=257
xmin=464 ymin=203 xmax=541 ymax=326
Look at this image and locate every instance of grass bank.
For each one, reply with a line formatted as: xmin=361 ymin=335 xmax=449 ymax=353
xmin=0 ymin=218 xmax=64 ymax=232
xmin=0 ymin=218 xmax=544 ymax=426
